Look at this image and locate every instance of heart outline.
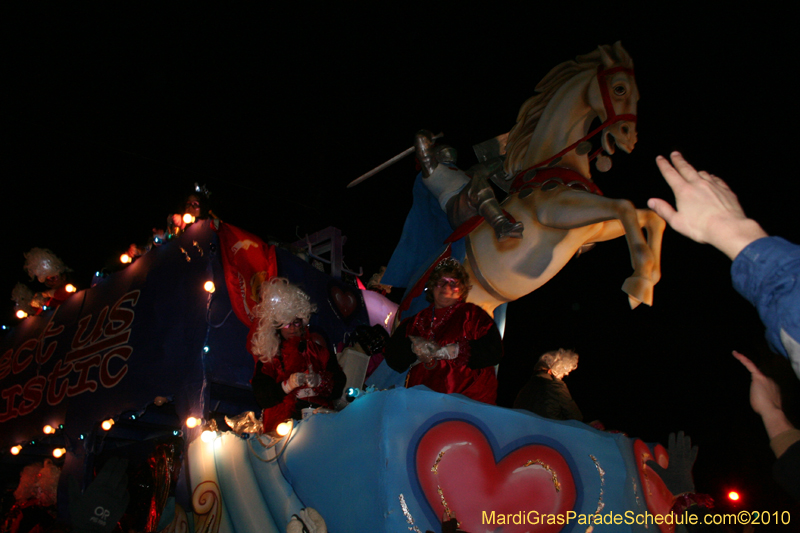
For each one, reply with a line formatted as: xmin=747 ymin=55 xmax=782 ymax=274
xmin=414 ymin=419 xmax=578 ymax=533
xmin=633 ymin=439 xmax=674 ymax=533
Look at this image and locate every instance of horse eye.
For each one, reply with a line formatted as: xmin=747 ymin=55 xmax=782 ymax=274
xmin=613 ymin=85 xmax=626 ymax=96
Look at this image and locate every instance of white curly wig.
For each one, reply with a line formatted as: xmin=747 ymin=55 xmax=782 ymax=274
xmin=537 ymin=349 xmax=579 ymax=380
xmin=250 ymin=277 xmax=316 ymax=362
xmin=14 ymin=460 xmax=61 ymax=506
xmin=23 ymin=248 xmax=69 ymax=283
xmin=11 ymin=283 xmax=34 ymax=314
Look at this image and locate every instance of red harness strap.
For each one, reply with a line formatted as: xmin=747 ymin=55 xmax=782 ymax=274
xmin=509 ymin=166 xmax=603 ymax=196
xmin=528 ymin=65 xmax=636 ymax=170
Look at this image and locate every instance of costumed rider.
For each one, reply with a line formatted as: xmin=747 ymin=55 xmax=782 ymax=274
xmin=513 ymin=349 xmax=583 ymax=422
xmin=21 ymin=248 xmax=73 ymax=312
xmin=249 ymin=278 xmax=346 ymax=433
xmin=384 ymin=258 xmax=503 ymax=404
xmin=153 ymin=183 xmax=218 ymax=245
xmin=415 ymin=129 xmax=523 ymax=241
xmin=1 ymin=460 xmax=60 ymax=533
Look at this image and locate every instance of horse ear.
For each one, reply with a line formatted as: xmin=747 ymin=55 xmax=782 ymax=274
xmin=613 ymin=41 xmax=633 ymax=68
xmin=598 ymin=44 xmax=614 ymax=68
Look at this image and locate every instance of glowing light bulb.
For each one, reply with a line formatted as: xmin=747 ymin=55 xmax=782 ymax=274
xmin=52 ymin=448 xmax=66 ymax=458
xmin=186 ymin=417 xmax=200 ymax=429
xmin=43 ymin=425 xmax=54 ymax=434
xmin=65 ymin=284 xmax=76 ymax=293
xmin=728 ymin=491 xmax=740 ymax=501
xmin=276 ymin=421 xmax=292 ymax=437
xmin=120 ymin=254 xmax=132 ymax=264
xmin=101 ymin=419 xmax=115 ymax=431
xmin=183 ymin=213 xmax=195 ymax=224
xmin=200 ymin=430 xmax=216 ymax=443
xmin=203 ymin=281 xmax=216 ymax=293
xmin=10 ymin=445 xmax=21 ymax=455
xmin=16 ymin=310 xmax=28 ymax=319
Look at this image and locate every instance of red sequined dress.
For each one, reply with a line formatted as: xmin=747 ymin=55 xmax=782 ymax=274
xmin=385 ymin=301 xmax=502 ymax=404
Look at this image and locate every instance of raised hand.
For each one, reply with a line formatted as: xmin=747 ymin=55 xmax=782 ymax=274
xmin=648 ymin=152 xmax=766 ymax=259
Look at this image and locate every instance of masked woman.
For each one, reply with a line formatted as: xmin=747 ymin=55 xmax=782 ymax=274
xmin=249 ymin=278 xmax=346 ymax=432
xmin=384 ymin=258 xmax=502 ymax=404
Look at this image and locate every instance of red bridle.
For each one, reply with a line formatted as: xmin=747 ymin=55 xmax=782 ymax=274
xmin=526 ymin=65 xmax=636 ymax=169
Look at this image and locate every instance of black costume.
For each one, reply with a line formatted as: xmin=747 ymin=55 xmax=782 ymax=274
xmin=513 ymin=370 xmax=583 ymax=421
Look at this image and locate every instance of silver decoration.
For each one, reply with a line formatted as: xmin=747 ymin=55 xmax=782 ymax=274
xmin=548 ymin=156 xmax=562 ymax=167
xmin=518 ymin=188 xmax=534 ymax=199
xmin=398 ymin=494 xmax=422 ymax=533
xmin=522 ymin=169 xmax=537 ymax=182
xmin=576 ymin=141 xmax=593 ymax=156
xmin=224 ymin=411 xmax=263 ymax=435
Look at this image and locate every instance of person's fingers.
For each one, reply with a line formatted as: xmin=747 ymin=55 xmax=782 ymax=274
xmin=655 ymin=155 xmax=688 ymax=188
xmin=732 ymin=350 xmax=762 ymax=376
xmin=669 ymin=151 xmax=702 ymax=182
xmin=714 ymin=177 xmax=732 ymax=190
xmin=647 ymin=198 xmax=678 ymax=225
xmin=689 ymin=445 xmax=699 ymax=466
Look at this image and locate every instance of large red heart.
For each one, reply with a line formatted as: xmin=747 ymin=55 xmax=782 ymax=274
xmin=633 ymin=439 xmax=673 ymax=533
xmin=330 ymin=286 xmax=358 ymax=318
xmin=416 ymin=421 xmax=576 ymax=533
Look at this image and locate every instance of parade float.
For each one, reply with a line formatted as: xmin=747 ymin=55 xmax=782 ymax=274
xmin=1 ymin=44 xmax=692 ymax=533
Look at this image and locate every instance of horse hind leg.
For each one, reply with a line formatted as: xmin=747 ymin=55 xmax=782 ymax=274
xmin=621 ymin=210 xmax=666 ymax=308
xmin=536 ymin=189 xmax=659 ymax=308
xmin=622 ymin=275 xmax=653 ymax=309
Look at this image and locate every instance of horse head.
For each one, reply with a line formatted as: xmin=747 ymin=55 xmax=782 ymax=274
xmin=589 ymin=43 xmax=638 ymax=157
xmin=504 ymin=41 xmax=638 ymax=178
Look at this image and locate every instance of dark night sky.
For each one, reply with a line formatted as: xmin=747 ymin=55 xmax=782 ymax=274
xmin=4 ymin=3 xmax=799 ymax=518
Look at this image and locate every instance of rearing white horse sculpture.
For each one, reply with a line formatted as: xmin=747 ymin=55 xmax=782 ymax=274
xmin=462 ymin=42 xmax=665 ymax=315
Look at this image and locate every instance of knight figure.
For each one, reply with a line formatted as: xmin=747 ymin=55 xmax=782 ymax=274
xmin=414 ymin=130 xmax=523 ymax=241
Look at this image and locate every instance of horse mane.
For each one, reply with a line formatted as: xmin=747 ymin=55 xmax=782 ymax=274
xmin=504 ymin=42 xmax=633 ymax=174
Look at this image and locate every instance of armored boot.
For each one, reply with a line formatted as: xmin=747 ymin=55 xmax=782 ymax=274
xmin=468 ymin=175 xmax=524 ymax=241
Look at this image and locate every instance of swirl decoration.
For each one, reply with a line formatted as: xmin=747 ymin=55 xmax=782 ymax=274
xmin=192 ymin=480 xmax=222 ymax=533
xmin=159 ymin=503 xmax=190 ymax=533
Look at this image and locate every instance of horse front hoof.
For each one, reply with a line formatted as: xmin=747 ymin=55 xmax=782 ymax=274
xmin=621 ymin=276 xmax=654 ymax=308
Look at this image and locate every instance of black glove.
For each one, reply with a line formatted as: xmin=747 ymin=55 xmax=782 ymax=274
xmin=69 ymin=456 xmax=130 ymax=533
xmin=646 ymin=431 xmax=698 ymax=495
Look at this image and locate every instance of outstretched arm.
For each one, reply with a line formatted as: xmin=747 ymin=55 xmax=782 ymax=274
xmin=732 ymin=351 xmax=794 ymax=442
xmin=648 ymin=151 xmax=767 ymax=260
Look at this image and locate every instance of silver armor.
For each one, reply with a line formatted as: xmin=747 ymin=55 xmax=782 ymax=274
xmin=416 ymin=130 xmax=523 ymax=241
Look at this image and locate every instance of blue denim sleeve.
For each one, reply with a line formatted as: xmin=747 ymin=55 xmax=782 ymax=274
xmin=731 ymin=237 xmax=800 ymax=374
